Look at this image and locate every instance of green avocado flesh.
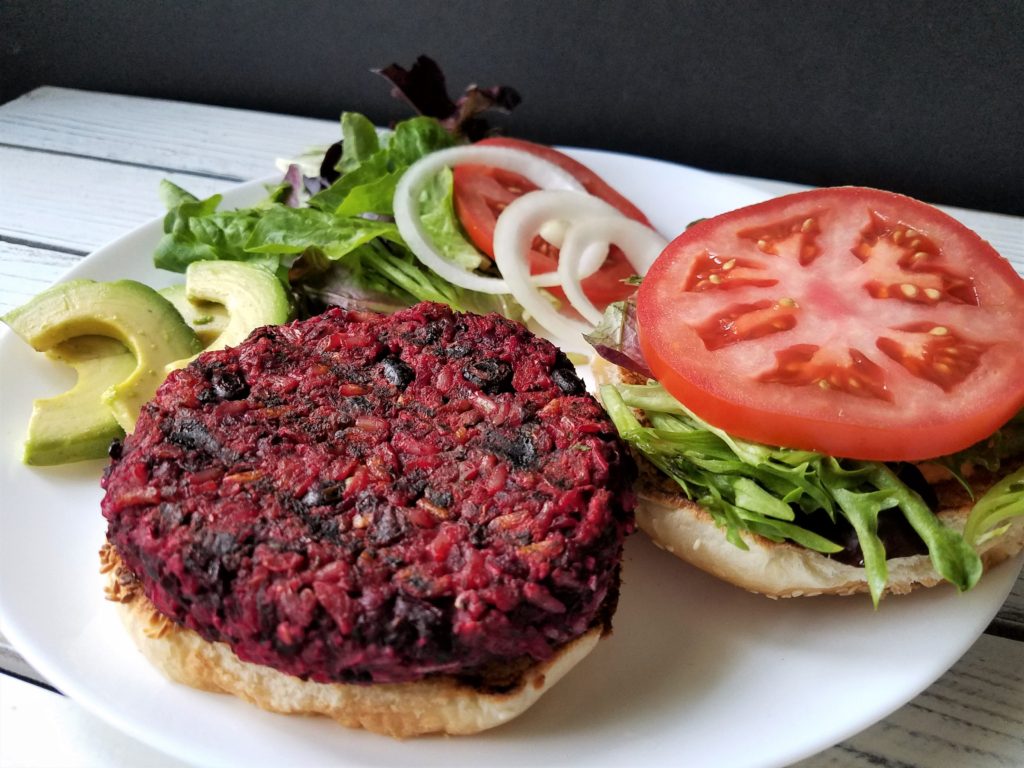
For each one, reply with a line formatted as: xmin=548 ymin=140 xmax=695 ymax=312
xmin=166 ymin=261 xmax=291 ymax=371
xmin=20 ymin=336 xmax=136 ymax=465
xmin=3 ymin=279 xmax=202 ymax=435
xmin=159 ymin=284 xmax=230 ymax=345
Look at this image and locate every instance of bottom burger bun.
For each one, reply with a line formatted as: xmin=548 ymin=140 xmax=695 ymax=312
xmin=103 ymin=544 xmax=602 ymax=738
xmin=593 ymin=357 xmax=1024 ymax=599
xmin=635 ymin=478 xmax=1024 ymax=599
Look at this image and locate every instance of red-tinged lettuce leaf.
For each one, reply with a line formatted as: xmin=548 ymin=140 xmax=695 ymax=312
xmin=281 ymin=164 xmax=305 ymax=208
xmin=584 ymin=298 xmax=654 ymax=379
xmin=376 ymin=55 xmax=521 ymax=141
xmin=293 ymin=255 xmax=414 ymax=316
xmin=288 ymin=57 xmax=520 ymax=197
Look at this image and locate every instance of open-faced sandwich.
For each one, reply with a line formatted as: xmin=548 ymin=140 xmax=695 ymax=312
xmin=590 ymin=187 xmax=1024 ymax=605
xmin=100 ymin=303 xmax=636 ymax=737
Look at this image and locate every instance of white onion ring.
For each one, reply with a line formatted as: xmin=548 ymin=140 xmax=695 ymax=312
xmin=393 ymin=146 xmax=585 ymax=294
xmin=529 ymin=239 xmax=611 ymax=288
xmin=557 ymin=217 xmax=668 ymax=324
xmin=493 ymin=190 xmax=624 ymax=341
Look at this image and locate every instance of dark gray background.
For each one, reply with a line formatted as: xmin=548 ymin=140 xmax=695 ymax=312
xmin=2 ymin=0 xmax=1022 ymax=214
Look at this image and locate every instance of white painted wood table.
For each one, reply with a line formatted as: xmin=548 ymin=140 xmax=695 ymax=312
xmin=1 ymin=87 xmax=1022 ymax=768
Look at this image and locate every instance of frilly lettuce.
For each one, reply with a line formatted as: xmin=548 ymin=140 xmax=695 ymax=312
xmin=598 ymin=380 xmax=1018 ymax=606
xmin=964 ymin=467 xmax=1024 ymax=546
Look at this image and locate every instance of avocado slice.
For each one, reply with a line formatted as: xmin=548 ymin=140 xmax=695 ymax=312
xmin=166 ymin=261 xmax=291 ymax=370
xmin=19 ymin=336 xmax=136 ymax=465
xmin=3 ymin=279 xmax=202 ymax=433
xmin=159 ymin=284 xmax=229 ymax=345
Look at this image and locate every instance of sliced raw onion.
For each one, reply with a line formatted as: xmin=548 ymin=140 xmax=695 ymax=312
xmin=394 ymin=146 xmax=585 ymax=294
xmin=493 ymin=190 xmax=625 ymax=341
xmin=529 ymin=239 xmax=611 ymax=288
xmin=558 ymin=217 xmax=668 ymax=324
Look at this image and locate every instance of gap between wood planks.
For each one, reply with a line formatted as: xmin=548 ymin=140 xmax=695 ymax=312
xmin=0 ymin=142 xmax=245 ymax=182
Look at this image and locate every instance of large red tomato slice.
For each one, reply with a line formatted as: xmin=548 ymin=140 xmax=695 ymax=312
xmin=636 ymin=187 xmax=1024 ymax=461
xmin=453 ymin=137 xmax=652 ymax=307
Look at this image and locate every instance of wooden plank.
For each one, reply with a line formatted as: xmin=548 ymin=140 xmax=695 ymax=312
xmin=0 ymin=87 xmax=340 ymax=181
xmin=796 ymin=633 xmax=1024 ymax=767
xmin=0 ymin=646 xmax=53 ymax=690
xmin=991 ymin=575 xmax=1024 ymax=641
xmin=0 ymin=241 xmax=83 ymax=313
xmin=0 ymin=146 xmax=232 ymax=252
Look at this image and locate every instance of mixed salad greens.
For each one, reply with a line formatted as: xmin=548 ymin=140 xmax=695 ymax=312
xmin=154 ymin=57 xmax=523 ymax=321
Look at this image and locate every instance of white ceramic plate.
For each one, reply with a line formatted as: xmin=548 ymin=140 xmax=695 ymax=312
xmin=1 ymin=151 xmax=1020 ymax=768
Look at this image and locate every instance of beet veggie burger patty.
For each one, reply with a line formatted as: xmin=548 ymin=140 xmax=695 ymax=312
xmin=102 ymin=302 xmax=635 ymax=688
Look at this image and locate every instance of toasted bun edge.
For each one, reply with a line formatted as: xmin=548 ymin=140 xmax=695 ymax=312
xmin=102 ymin=546 xmax=601 ymax=738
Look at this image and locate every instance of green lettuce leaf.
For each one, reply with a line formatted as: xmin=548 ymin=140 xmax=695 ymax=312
xmin=601 ymin=379 xmax=998 ymax=606
xmin=417 ymin=167 xmax=486 ymax=272
xmin=387 ymin=116 xmax=456 ymax=166
xmin=155 ymin=182 xmax=270 ymax=273
xmin=337 ymin=111 xmax=381 ymax=173
xmin=308 ymin=152 xmax=391 ymax=214
xmin=309 ymin=113 xmax=457 ymax=217
xmin=964 ymin=466 xmax=1024 ymax=545
xmin=244 ymin=208 xmax=401 ymax=258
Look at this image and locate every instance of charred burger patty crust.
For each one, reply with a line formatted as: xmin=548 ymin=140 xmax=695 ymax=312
xmin=102 ymin=303 xmax=635 ymax=685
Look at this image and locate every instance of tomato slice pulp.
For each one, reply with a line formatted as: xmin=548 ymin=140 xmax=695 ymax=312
xmin=636 ymin=187 xmax=1024 ymax=461
xmin=453 ymin=137 xmax=652 ymax=308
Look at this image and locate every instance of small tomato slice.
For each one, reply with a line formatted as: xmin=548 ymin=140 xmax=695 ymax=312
xmin=453 ymin=137 xmax=652 ymax=307
xmin=636 ymin=187 xmax=1024 ymax=461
